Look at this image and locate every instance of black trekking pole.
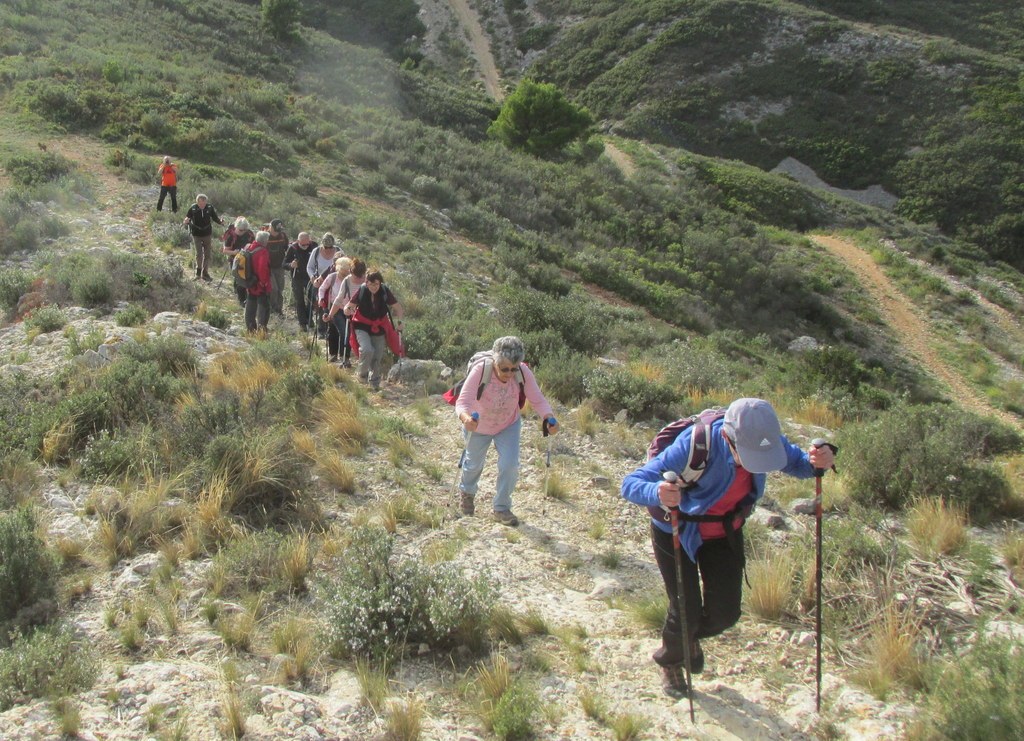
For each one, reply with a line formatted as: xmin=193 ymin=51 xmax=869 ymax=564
xmin=810 ymin=438 xmax=838 ymax=713
xmin=450 ymin=412 xmax=479 ymax=501
xmin=663 ymin=470 xmax=696 ymax=724
xmin=341 ymin=314 xmax=351 ymax=368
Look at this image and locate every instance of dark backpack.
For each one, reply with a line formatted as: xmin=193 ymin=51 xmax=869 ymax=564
xmin=442 ymin=351 xmax=525 ymax=408
xmin=645 ymin=408 xmax=727 ymax=522
xmin=232 ymin=244 xmax=265 ymax=289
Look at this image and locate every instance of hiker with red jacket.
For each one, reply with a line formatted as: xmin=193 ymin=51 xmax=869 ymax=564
xmin=342 ymin=269 xmax=402 ymax=390
xmin=455 ymin=336 xmax=559 ymax=527
xmin=242 ymin=231 xmax=272 ymax=333
xmin=621 ymin=398 xmax=835 ymax=698
xmin=156 ymin=156 xmax=178 ymax=212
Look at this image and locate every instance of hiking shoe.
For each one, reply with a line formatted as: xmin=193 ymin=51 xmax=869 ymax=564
xmin=201 ymin=271 xmax=212 ymax=282
xmin=493 ymin=510 xmax=519 ymax=527
xmin=460 ymin=492 xmax=475 ymax=516
xmin=661 ymin=664 xmax=687 ymax=699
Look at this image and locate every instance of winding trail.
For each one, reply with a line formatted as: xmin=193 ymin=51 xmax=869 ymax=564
xmin=812 ymin=234 xmax=1018 ymax=427
xmin=447 ymin=0 xmax=504 ymax=101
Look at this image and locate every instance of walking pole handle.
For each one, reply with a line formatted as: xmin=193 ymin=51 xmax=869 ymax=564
xmin=542 ymin=416 xmax=557 ymax=437
xmin=810 ymin=438 xmax=839 ymax=477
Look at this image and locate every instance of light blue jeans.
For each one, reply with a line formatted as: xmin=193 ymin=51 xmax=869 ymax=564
xmin=459 ymin=416 xmax=521 ymax=513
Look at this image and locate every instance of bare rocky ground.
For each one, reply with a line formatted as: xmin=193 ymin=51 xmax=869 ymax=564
xmin=0 ymin=184 xmax=929 ymax=740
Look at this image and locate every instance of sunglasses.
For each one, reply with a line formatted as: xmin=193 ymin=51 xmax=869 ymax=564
xmin=496 ymin=365 xmax=517 ymax=374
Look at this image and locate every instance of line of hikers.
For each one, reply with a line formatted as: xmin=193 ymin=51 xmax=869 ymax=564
xmin=175 ymin=178 xmax=840 ymax=704
xmin=181 ymin=194 xmax=403 ymax=389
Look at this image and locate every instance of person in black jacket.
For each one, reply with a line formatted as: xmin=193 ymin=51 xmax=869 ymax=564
xmin=182 ymin=194 xmax=224 ymax=281
xmin=283 ymin=231 xmax=317 ymax=332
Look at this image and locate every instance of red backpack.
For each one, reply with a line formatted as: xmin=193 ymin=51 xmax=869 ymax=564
xmin=645 ymin=408 xmax=726 ymax=522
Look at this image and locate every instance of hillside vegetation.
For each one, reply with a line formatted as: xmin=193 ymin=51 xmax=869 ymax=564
xmin=521 ymin=0 xmax=1024 ymax=268
xmin=1 ymin=0 xmax=1024 ymax=739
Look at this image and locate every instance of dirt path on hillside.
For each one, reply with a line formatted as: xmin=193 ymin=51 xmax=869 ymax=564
xmin=447 ymin=0 xmax=504 ymax=101
xmin=812 ymin=234 xmax=1018 ymax=426
xmin=604 ymin=141 xmax=637 ymax=178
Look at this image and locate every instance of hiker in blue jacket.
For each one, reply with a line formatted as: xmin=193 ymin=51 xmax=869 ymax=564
xmin=621 ymin=398 xmax=835 ymax=697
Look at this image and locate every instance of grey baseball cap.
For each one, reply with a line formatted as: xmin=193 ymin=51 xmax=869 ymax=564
xmin=722 ymin=398 xmax=787 ymax=473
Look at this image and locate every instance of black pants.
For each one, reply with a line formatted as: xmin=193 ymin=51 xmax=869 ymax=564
xmin=651 ymin=523 xmax=744 ymax=667
xmin=244 ymin=293 xmax=270 ymax=333
xmin=292 ymin=277 xmax=310 ymax=329
xmin=157 ymin=185 xmax=177 ymax=212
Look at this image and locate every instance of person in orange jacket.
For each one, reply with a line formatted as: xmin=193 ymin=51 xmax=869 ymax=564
xmin=156 ymin=156 xmax=179 ymax=213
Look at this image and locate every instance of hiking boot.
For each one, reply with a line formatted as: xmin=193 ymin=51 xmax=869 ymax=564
xmin=661 ymin=664 xmax=687 ymax=699
xmin=201 ymin=271 xmax=212 ymax=282
xmin=460 ymin=492 xmax=475 ymax=516
xmin=194 ymin=268 xmax=202 ymax=280
xmin=493 ymin=510 xmax=519 ymax=527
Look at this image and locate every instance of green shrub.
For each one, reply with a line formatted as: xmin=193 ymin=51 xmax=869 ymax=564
xmin=0 ymin=509 xmax=59 ymax=634
xmin=0 ymin=627 xmax=98 ymax=710
xmin=114 ymin=304 xmax=148 ymax=327
xmin=585 ymin=366 xmax=677 ymax=420
xmin=70 ymin=266 xmax=113 ymax=307
xmin=533 ymin=347 xmax=592 ymax=404
xmin=123 ymin=335 xmax=199 ymax=377
xmin=4 ymin=151 xmax=75 ymax=188
xmin=210 ymin=530 xmax=292 ymax=598
xmin=201 ymin=305 xmax=231 ymax=330
xmin=0 ymin=451 xmax=39 ymax=509
xmin=916 ymin=635 xmax=1024 ymax=739
xmin=491 ymin=680 xmax=539 ymax=740
xmin=0 ymin=269 xmax=31 ymax=311
xmin=841 ymin=405 xmax=1023 ymax=521
xmin=25 ymin=305 xmax=67 ymax=333
xmin=318 ymin=526 xmax=495 ymax=662
xmin=79 ymin=430 xmax=154 ymax=482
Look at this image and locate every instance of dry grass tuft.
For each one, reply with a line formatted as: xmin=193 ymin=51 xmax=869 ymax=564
xmin=355 ymin=659 xmax=390 ymax=712
xmin=576 ymin=402 xmax=600 ymax=437
xmin=41 ymin=418 xmax=76 ymax=464
xmin=280 ymin=532 xmax=313 ymax=593
xmin=317 ymin=388 xmax=368 ymax=454
xmin=908 ymin=497 xmax=968 ymax=558
xmin=271 ymin=615 xmax=318 ymax=684
xmin=385 ymin=697 xmax=424 ymax=741
xmin=1002 ymin=529 xmax=1024 ymax=585
xmin=855 ymin=602 xmax=927 ymax=699
xmin=746 ymin=548 xmax=796 ymax=621
xmin=543 ymin=469 xmax=570 ymax=500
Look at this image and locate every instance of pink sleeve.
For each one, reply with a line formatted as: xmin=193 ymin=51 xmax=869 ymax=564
xmin=318 ymin=273 xmax=335 ymax=302
xmin=520 ymin=363 xmax=553 ymax=421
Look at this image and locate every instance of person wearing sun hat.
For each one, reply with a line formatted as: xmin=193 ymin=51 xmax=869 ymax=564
xmin=621 ymin=397 xmax=835 ymax=698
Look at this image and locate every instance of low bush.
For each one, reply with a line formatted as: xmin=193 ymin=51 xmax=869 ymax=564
xmin=209 ymin=530 xmax=301 ymax=598
xmin=0 ymin=269 xmax=31 ymax=312
xmin=3 ymin=151 xmax=75 ymax=188
xmin=0 ymin=627 xmax=98 ymax=711
xmin=114 ymin=304 xmax=148 ymax=327
xmin=70 ymin=266 xmax=113 ymax=307
xmin=318 ymin=526 xmax=495 ymax=662
xmin=841 ymin=404 xmax=1023 ymax=522
xmin=490 ymin=679 xmax=539 ymax=740
xmin=913 ymin=635 xmax=1024 ymax=739
xmin=585 ymin=366 xmax=677 ymax=420
xmin=0 ymin=509 xmax=59 ymax=636
xmin=78 ymin=429 xmax=155 ymax=482
xmin=533 ymin=347 xmax=592 ymax=404
xmin=24 ymin=305 xmax=67 ymax=334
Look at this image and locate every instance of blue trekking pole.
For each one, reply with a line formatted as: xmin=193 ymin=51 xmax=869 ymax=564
xmin=451 ymin=412 xmax=479 ymax=504
xmin=663 ymin=470 xmax=696 ymax=723
xmin=542 ymin=416 xmax=557 ymax=495
xmin=811 ymin=438 xmax=838 ymax=713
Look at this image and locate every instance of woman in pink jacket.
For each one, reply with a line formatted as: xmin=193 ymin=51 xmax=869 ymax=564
xmin=455 ymin=336 xmax=559 ymax=526
xmin=243 ymin=231 xmax=272 ymax=333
